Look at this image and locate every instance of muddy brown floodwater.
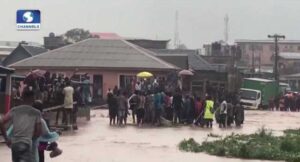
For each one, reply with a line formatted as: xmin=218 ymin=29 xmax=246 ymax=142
xmin=1 ymin=110 xmax=300 ymax=162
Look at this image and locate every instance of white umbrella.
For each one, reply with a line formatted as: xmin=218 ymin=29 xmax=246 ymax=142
xmin=178 ymin=69 xmax=194 ymax=76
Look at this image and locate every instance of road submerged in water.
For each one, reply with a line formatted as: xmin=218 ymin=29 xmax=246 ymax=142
xmin=1 ymin=110 xmax=300 ymax=162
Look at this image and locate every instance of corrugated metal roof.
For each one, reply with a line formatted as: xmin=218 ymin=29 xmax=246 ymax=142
xmin=2 ymin=44 xmax=47 ymax=66
xmin=279 ymin=52 xmax=300 ymax=60
xmin=151 ymin=49 xmax=215 ymax=71
xmin=0 ymin=65 xmax=14 ymax=74
xmin=10 ymin=39 xmax=178 ymax=70
xmin=157 ymin=55 xmax=188 ymax=69
xmin=22 ymin=45 xmax=48 ymax=56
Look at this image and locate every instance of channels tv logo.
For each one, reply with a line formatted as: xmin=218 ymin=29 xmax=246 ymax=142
xmin=16 ymin=10 xmax=41 ymax=30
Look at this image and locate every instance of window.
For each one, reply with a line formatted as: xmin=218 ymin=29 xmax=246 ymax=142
xmin=70 ymin=74 xmax=86 ymax=82
xmin=257 ymin=45 xmax=263 ymax=51
xmin=248 ymin=45 xmax=254 ymax=51
xmin=249 ymin=44 xmax=263 ymax=51
xmin=257 ymin=93 xmax=261 ymax=99
xmin=240 ymin=89 xmax=258 ymax=100
xmin=119 ymin=75 xmax=135 ymax=89
xmin=240 ymin=45 xmax=246 ymax=52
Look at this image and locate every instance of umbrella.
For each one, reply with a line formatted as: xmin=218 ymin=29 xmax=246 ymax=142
xmin=24 ymin=69 xmax=46 ymax=84
xmin=26 ymin=69 xmax=47 ymax=79
xmin=137 ymin=71 xmax=153 ymax=78
xmin=178 ymin=69 xmax=194 ymax=76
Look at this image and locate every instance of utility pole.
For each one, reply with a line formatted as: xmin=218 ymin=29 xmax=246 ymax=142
xmin=258 ymin=52 xmax=261 ymax=76
xmin=268 ymin=34 xmax=285 ymax=82
xmin=251 ymin=44 xmax=255 ymax=77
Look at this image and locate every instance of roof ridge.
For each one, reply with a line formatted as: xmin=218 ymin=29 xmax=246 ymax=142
xmin=9 ymin=38 xmax=91 ymax=67
xmin=2 ymin=45 xmax=23 ymax=66
xmin=121 ymin=39 xmax=179 ymax=70
xmin=21 ymin=44 xmax=34 ymax=56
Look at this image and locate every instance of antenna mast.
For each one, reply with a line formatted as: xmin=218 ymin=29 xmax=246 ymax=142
xmin=174 ymin=10 xmax=179 ymax=49
xmin=224 ymin=14 xmax=229 ymax=44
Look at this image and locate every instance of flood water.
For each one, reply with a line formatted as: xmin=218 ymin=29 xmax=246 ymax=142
xmin=1 ymin=110 xmax=300 ymax=162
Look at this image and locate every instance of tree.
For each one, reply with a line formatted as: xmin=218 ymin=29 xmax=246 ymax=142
xmin=62 ymin=28 xmax=99 ymax=43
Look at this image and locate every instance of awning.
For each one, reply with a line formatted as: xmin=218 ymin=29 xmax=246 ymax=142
xmin=0 ymin=66 xmax=14 ymax=74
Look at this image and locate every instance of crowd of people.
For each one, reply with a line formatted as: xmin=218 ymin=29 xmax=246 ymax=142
xmin=269 ymin=92 xmax=300 ymax=112
xmin=0 ymin=70 xmax=97 ymax=162
xmin=107 ymin=87 xmax=245 ymax=128
xmin=16 ymin=71 xmax=94 ymax=128
xmin=1 ymin=86 xmax=63 ymax=162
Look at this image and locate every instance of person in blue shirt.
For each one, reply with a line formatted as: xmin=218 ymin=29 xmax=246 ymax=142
xmin=154 ymin=90 xmax=164 ymax=126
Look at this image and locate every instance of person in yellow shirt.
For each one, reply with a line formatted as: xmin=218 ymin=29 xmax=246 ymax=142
xmin=204 ymin=96 xmax=214 ymax=128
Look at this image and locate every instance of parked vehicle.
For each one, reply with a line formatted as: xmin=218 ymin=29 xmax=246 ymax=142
xmin=240 ymin=78 xmax=282 ymax=109
xmin=279 ymin=82 xmax=291 ymax=93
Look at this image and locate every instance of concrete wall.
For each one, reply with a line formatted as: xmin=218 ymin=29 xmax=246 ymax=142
xmin=238 ymin=42 xmax=300 ymax=67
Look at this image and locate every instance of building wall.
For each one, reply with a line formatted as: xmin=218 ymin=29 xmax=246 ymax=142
xmin=237 ymin=42 xmax=300 ymax=67
xmin=202 ymin=56 xmax=232 ymax=65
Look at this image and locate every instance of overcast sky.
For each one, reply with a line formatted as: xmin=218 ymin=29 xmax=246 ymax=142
xmin=1 ymin=0 xmax=300 ymax=48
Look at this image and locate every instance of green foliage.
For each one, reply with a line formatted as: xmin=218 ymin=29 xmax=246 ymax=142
xmin=179 ymin=138 xmax=201 ymax=152
xmin=179 ymin=128 xmax=300 ymax=161
xmin=284 ymin=129 xmax=300 ymax=135
xmin=63 ymin=28 xmax=98 ymax=43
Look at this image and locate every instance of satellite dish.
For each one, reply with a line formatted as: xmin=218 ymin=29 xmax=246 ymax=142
xmin=49 ymin=32 xmax=55 ymax=37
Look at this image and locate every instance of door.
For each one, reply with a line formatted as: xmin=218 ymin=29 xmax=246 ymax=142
xmin=119 ymin=75 xmax=136 ymax=94
xmin=93 ymin=75 xmax=103 ymax=103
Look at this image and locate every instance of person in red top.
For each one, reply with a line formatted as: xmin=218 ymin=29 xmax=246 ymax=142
xmin=194 ymin=97 xmax=204 ymax=126
xmin=164 ymin=92 xmax=173 ymax=121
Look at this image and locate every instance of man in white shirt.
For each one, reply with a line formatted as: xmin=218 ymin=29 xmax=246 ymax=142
xmin=219 ymin=99 xmax=227 ymax=128
xmin=63 ymin=81 xmax=74 ymax=126
xmin=135 ymin=81 xmax=141 ymax=92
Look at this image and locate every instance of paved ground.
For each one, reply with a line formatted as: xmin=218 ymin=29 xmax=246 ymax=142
xmin=1 ymin=110 xmax=300 ymax=162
